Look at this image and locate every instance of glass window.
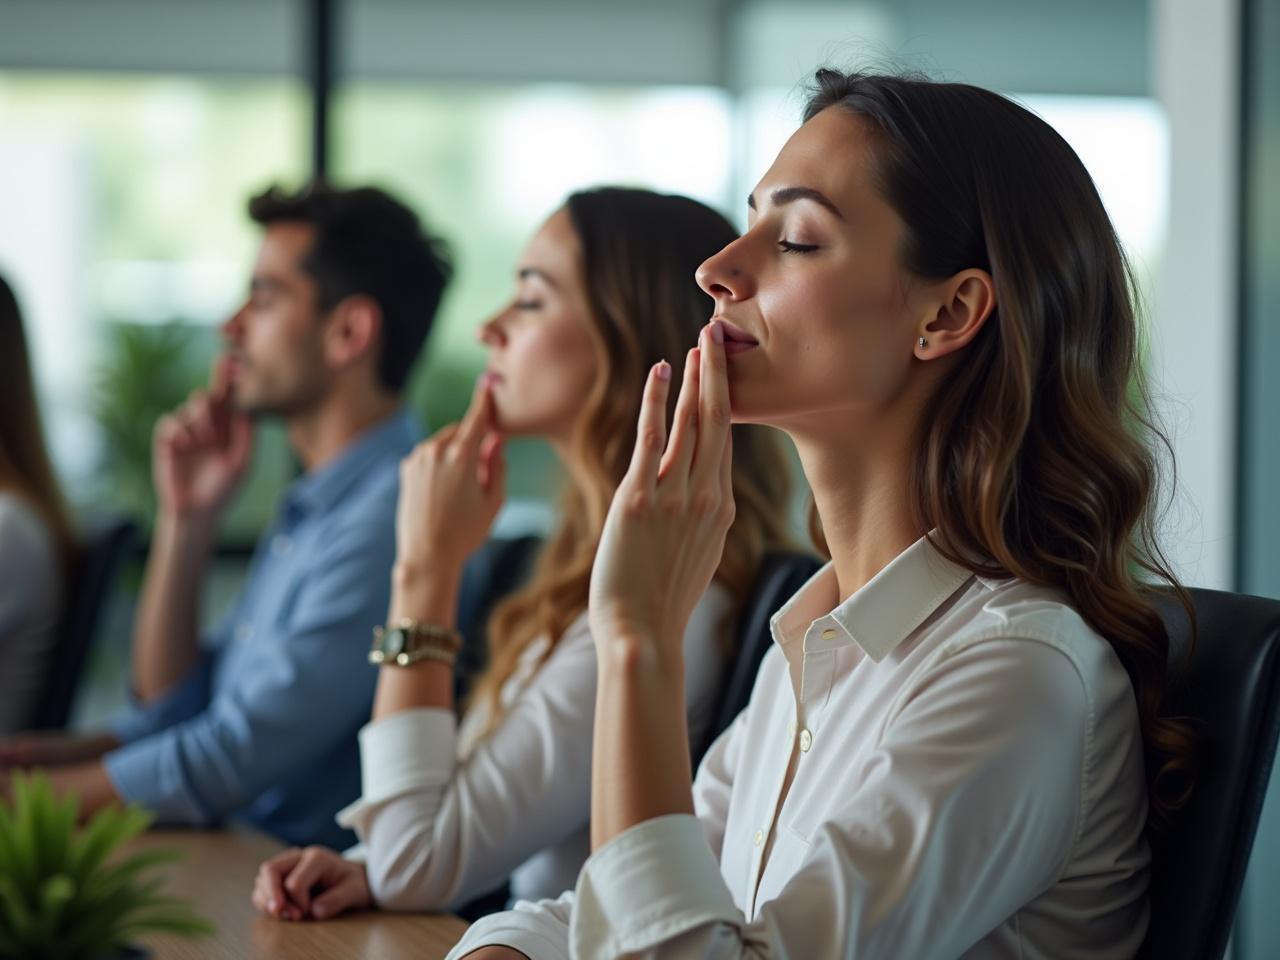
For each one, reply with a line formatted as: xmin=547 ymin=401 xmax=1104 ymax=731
xmin=0 ymin=71 xmax=309 ymax=538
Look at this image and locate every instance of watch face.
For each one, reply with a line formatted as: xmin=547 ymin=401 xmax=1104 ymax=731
xmin=384 ymin=627 xmax=407 ymax=658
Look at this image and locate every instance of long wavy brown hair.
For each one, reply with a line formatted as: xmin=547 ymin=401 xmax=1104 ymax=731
xmin=803 ymin=70 xmax=1194 ymax=823
xmin=0 ymin=273 xmax=76 ymax=570
xmin=469 ymin=187 xmax=796 ymax=732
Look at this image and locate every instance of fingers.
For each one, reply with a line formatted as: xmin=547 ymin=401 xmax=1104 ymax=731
xmin=455 ymin=373 xmax=496 ymax=456
xmin=254 ymin=849 xmax=303 ymax=918
xmin=310 ymin=865 xmax=370 ymax=920
xmin=281 ymin=846 xmax=334 ymax=915
xmin=658 ymin=347 xmax=700 ymax=485
xmin=692 ymin=322 xmax=732 ymax=489
xmin=626 ymin=362 xmax=672 ymax=491
xmin=478 ymin=431 xmax=506 ymax=495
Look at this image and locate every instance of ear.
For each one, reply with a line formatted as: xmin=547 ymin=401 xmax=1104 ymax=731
xmin=324 ymin=294 xmax=382 ymax=371
xmin=914 ymin=268 xmax=996 ymax=360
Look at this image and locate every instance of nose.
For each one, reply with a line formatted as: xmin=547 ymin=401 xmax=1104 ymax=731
xmin=696 ymin=237 xmax=754 ymax=303
xmin=478 ymin=311 xmax=507 ymax=348
xmin=221 ymin=303 xmax=247 ymax=345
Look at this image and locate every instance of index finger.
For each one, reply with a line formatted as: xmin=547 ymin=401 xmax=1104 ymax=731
xmin=259 ymin=850 xmax=303 ymax=913
xmin=627 ymin=361 xmax=672 ymax=491
xmin=455 ymin=373 xmax=496 ymax=454
xmin=692 ymin=322 xmax=732 ymax=487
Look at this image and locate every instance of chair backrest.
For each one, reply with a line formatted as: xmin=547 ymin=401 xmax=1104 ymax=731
xmin=1140 ymin=587 xmax=1280 ymax=960
xmin=704 ymin=551 xmax=824 ymax=754
xmin=453 ymin=535 xmax=544 ymax=704
xmin=31 ymin=516 xmax=139 ymax=730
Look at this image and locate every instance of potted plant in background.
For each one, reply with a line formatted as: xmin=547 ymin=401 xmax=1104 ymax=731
xmin=0 ymin=774 xmax=212 ymax=959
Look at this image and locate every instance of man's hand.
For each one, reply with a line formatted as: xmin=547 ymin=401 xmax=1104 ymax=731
xmin=153 ymin=356 xmax=253 ymax=526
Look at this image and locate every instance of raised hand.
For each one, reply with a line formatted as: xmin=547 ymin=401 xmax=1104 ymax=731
xmin=393 ymin=373 xmax=506 ymax=580
xmin=152 ymin=356 xmax=253 ymax=525
xmin=252 ymin=846 xmax=372 ymax=921
xmin=588 ymin=321 xmax=735 ymax=658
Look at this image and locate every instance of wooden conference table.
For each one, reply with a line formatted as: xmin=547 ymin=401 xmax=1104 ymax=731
xmin=128 ymin=829 xmax=469 ymax=959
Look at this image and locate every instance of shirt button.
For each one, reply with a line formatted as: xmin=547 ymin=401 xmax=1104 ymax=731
xmin=272 ymin=534 xmax=292 ymax=556
xmin=235 ymin=623 xmax=253 ymax=643
xmin=799 ymin=728 xmax=813 ymax=752
xmin=753 ymin=828 xmax=764 ymax=847
xmin=820 ymin=627 xmax=838 ymax=641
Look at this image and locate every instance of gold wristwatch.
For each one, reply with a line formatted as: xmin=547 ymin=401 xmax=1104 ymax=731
xmin=369 ymin=620 xmax=462 ymax=667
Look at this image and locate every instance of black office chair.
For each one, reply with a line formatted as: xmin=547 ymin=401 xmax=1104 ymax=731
xmin=702 ymin=551 xmax=824 ymax=757
xmin=453 ymin=534 xmax=543 ymax=706
xmin=1140 ymin=588 xmax=1280 ymax=960
xmin=30 ymin=515 xmax=140 ymax=730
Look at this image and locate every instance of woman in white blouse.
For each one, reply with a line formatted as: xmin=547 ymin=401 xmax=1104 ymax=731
xmin=251 ymin=187 xmax=794 ymax=920
xmin=0 ymin=273 xmax=75 ymax=734
xmin=450 ymin=71 xmax=1194 ymax=959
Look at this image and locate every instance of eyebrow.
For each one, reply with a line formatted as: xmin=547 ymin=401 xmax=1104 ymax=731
xmin=746 ymin=186 xmax=845 ymax=221
xmin=517 ymin=267 xmax=558 ymax=288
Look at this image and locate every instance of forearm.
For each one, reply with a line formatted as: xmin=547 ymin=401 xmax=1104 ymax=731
xmin=591 ymin=636 xmax=694 ymax=850
xmin=131 ymin=513 xmax=214 ymax=702
xmin=46 ymin=761 xmax=123 ymax=819
xmin=371 ymin=562 xmax=461 ymax=719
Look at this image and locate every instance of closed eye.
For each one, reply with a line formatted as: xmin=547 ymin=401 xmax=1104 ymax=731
xmin=514 ymin=300 xmax=543 ymax=310
xmin=778 ymin=241 xmax=818 ymax=254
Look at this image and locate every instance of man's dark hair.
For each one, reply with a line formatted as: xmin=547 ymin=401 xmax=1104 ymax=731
xmin=248 ymin=182 xmax=452 ymax=394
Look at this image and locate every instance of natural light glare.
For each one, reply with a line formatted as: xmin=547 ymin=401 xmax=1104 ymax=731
xmin=487 ymin=86 xmax=733 ymax=223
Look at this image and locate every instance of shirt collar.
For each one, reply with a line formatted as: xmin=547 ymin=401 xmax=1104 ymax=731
xmin=770 ymin=532 xmax=983 ymax=663
xmin=285 ymin=409 xmax=418 ymax=517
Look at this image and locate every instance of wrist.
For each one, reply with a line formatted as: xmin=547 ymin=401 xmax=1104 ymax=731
xmin=595 ymin=628 xmax=686 ymax=685
xmin=389 ymin=561 xmax=461 ymax=625
xmin=154 ymin=511 xmax=218 ymax=555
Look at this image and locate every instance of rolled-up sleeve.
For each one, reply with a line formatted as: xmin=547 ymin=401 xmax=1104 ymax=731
xmin=102 ymin=528 xmax=384 ymax=825
xmin=446 ymin=889 xmax=577 ymax=960
xmin=566 ymin=639 xmax=1090 ymax=960
xmin=336 ymin=615 xmax=599 ymax=913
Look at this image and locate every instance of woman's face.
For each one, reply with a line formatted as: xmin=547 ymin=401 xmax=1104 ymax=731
xmin=696 ymin=106 xmax=931 ymax=432
xmin=479 ymin=208 xmax=600 ymax=442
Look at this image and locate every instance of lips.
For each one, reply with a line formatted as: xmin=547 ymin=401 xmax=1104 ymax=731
xmin=715 ymin=319 xmax=759 ymax=356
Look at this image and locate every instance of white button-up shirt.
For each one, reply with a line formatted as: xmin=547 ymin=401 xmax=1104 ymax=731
xmin=448 ymin=534 xmax=1149 ymax=959
xmin=336 ymin=584 xmax=733 ymax=913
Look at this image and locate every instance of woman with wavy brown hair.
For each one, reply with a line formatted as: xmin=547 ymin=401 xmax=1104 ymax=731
xmin=0 ymin=273 xmax=76 ymax=734
xmin=251 ymin=187 xmax=794 ymax=921
xmin=449 ymin=71 xmax=1192 ymax=960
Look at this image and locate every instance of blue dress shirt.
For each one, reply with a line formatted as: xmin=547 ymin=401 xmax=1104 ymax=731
xmin=104 ymin=411 xmax=418 ymax=849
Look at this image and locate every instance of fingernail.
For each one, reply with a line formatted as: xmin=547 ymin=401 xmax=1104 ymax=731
xmin=710 ymin=321 xmax=724 ymax=345
xmin=268 ymin=899 xmax=278 ymax=913
xmin=656 ymin=361 xmax=672 ymax=381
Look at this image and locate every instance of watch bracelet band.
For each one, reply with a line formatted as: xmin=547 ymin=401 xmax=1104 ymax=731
xmin=369 ymin=620 xmax=461 ymax=668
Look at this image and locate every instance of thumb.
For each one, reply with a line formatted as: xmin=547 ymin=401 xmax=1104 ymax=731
xmin=310 ymin=874 xmax=369 ymax=920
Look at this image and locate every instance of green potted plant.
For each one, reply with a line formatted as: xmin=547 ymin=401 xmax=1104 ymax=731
xmin=0 ymin=773 xmax=212 ymax=959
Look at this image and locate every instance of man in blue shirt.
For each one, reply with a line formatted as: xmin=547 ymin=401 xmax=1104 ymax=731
xmin=2 ymin=183 xmax=451 ymax=848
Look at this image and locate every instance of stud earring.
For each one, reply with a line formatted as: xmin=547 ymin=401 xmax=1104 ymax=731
xmin=918 ymin=336 xmax=928 ymax=348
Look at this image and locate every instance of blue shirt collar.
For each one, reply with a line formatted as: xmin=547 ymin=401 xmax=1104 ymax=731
xmin=285 ymin=409 xmax=418 ymax=518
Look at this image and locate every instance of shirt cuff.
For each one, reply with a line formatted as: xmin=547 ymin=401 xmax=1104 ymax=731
xmin=446 ymin=909 xmax=572 ymax=960
xmin=571 ymin=814 xmax=739 ymax=957
xmin=334 ymin=707 xmax=457 ymax=830
xmin=102 ymin=734 xmax=210 ymax=825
